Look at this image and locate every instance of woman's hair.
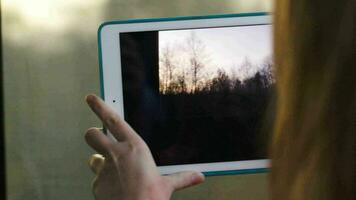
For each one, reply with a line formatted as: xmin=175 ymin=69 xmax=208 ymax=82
xmin=270 ymin=0 xmax=355 ymax=199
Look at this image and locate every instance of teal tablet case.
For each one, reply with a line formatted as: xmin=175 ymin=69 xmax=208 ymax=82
xmin=97 ymin=12 xmax=270 ymax=176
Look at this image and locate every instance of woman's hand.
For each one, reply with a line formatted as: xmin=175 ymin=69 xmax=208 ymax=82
xmin=85 ymin=94 xmax=205 ymax=200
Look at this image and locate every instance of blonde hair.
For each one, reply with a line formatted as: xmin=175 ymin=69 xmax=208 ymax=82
xmin=270 ymin=0 xmax=356 ymax=199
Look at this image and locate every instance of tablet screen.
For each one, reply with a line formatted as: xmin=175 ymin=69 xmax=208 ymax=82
xmin=119 ymin=24 xmax=274 ymax=166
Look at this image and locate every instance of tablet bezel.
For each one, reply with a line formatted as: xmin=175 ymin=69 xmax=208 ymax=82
xmin=98 ymin=12 xmax=271 ymax=176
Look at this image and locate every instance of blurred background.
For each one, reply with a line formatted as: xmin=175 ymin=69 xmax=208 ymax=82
xmin=2 ymin=0 xmax=271 ymax=199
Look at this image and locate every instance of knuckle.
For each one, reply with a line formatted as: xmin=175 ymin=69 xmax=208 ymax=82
xmin=104 ymin=113 xmax=120 ymax=126
xmin=126 ymin=142 xmax=137 ymax=153
xmin=122 ymin=141 xmax=139 ymax=155
xmin=126 ymin=140 xmax=148 ymax=154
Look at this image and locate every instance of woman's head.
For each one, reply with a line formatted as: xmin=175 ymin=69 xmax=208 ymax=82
xmin=271 ymin=0 xmax=355 ymax=199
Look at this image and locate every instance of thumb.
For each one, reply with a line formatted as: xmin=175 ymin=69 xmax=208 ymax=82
xmin=88 ymin=154 xmax=105 ymax=174
xmin=165 ymin=171 xmax=205 ymax=191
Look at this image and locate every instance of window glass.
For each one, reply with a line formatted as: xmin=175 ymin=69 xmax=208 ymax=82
xmin=3 ymin=0 xmax=271 ymax=199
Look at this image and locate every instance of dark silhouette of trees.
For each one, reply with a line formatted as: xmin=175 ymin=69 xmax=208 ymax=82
xmin=261 ymin=55 xmax=274 ymax=85
xmin=176 ymin=72 xmax=187 ymax=93
xmin=159 ymin=31 xmax=275 ymax=96
xmin=239 ymin=57 xmax=254 ymax=80
xmin=162 ymin=66 xmax=275 ymax=95
xmin=210 ymin=69 xmax=231 ymax=93
xmin=186 ymin=32 xmax=207 ymax=93
xmin=166 ymin=81 xmax=180 ymax=94
xmin=244 ymin=72 xmax=263 ymax=91
xmin=156 ymin=68 xmax=275 ymax=165
xmin=160 ymin=45 xmax=176 ymax=93
xmin=232 ymin=78 xmax=242 ymax=91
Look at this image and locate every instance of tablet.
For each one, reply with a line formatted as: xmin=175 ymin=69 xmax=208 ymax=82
xmin=98 ymin=12 xmax=273 ymax=176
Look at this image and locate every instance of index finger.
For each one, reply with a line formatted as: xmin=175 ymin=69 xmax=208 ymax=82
xmin=85 ymin=94 xmax=137 ymax=142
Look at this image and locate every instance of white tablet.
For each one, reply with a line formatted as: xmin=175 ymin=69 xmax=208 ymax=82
xmin=98 ymin=12 xmax=272 ymax=176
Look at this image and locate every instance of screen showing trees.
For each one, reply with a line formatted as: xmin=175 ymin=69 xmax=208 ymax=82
xmin=159 ymin=25 xmax=273 ymax=94
xmin=120 ymin=25 xmax=274 ymax=166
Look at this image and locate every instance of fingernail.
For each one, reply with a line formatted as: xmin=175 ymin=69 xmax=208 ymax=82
xmin=192 ymin=172 xmax=205 ymax=183
xmin=197 ymin=172 xmax=205 ymax=179
xmin=85 ymin=94 xmax=95 ymax=103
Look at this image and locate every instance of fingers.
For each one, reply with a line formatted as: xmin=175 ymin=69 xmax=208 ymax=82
xmin=85 ymin=94 xmax=136 ymax=142
xmin=165 ymin=171 xmax=205 ymax=191
xmin=88 ymin=154 xmax=105 ymax=174
xmin=85 ymin=127 xmax=112 ymax=155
